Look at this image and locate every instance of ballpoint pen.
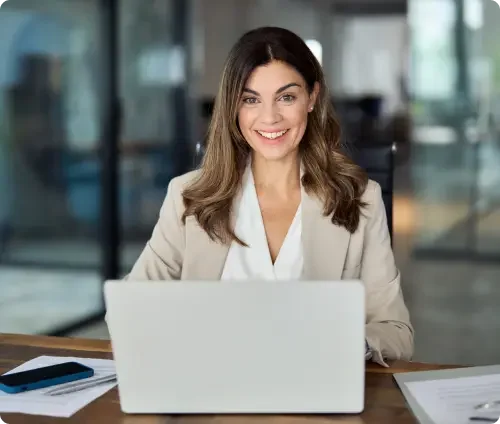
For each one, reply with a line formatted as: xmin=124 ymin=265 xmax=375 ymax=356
xmin=469 ymin=400 xmax=500 ymax=423
xmin=46 ymin=374 xmax=117 ymax=396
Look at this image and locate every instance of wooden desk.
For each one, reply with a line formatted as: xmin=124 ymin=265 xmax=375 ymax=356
xmin=0 ymin=334 xmax=456 ymax=423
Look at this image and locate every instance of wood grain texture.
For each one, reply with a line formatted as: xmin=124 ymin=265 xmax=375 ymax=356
xmin=0 ymin=334 xmax=462 ymax=423
xmin=0 ymin=333 xmax=111 ymax=352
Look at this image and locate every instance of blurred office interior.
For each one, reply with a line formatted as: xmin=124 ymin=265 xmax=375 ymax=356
xmin=0 ymin=0 xmax=499 ymax=366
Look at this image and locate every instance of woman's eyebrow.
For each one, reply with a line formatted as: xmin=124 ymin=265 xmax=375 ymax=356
xmin=242 ymin=82 xmax=302 ymax=96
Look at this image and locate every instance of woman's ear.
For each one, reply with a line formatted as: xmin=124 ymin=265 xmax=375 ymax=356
xmin=308 ymin=82 xmax=320 ymax=112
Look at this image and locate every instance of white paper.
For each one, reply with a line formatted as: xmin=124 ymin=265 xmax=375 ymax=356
xmin=405 ymin=373 xmax=500 ymax=424
xmin=0 ymin=355 xmax=116 ymax=418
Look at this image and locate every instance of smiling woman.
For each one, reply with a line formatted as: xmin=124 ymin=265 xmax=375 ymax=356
xmin=238 ymin=65 xmax=317 ymax=163
xmin=182 ymin=26 xmax=367 ymax=242
xmin=126 ymin=26 xmax=414 ymax=366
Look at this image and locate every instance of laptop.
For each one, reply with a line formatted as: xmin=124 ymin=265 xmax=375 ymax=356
xmin=103 ymin=280 xmax=366 ymax=414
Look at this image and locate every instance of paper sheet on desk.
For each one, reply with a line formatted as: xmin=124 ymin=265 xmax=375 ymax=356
xmin=0 ymin=355 xmax=116 ymax=418
xmin=405 ymin=373 xmax=500 ymax=424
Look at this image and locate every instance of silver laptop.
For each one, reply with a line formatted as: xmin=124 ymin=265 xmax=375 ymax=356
xmin=104 ymin=280 xmax=366 ymax=414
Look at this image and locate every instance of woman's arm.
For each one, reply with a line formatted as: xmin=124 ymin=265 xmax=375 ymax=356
xmin=362 ymin=182 xmax=414 ymax=366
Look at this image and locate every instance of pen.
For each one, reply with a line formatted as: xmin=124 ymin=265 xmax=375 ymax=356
xmin=469 ymin=417 xmax=499 ymax=422
xmin=46 ymin=374 xmax=117 ymax=396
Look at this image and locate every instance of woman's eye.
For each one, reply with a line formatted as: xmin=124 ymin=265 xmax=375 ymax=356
xmin=280 ymin=94 xmax=296 ymax=103
xmin=243 ymin=97 xmax=258 ymax=104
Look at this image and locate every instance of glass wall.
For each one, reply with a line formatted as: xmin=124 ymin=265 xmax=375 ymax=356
xmin=409 ymin=0 xmax=500 ymax=261
xmin=407 ymin=0 xmax=500 ymax=364
xmin=0 ymin=0 xmax=104 ymax=334
xmin=118 ymin=0 xmax=196 ymax=273
xmin=0 ymin=0 xmax=195 ymax=334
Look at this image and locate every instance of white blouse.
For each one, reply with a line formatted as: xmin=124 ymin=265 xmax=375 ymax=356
xmin=220 ymin=168 xmax=303 ymax=281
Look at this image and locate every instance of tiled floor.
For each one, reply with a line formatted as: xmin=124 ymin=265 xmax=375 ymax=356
xmin=403 ymin=260 xmax=500 ymax=365
xmin=0 ymin=267 xmax=102 ymax=334
xmin=0 ymin=242 xmax=145 ymax=334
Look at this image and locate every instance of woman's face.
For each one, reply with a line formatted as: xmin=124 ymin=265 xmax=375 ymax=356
xmin=237 ymin=60 xmax=318 ymax=163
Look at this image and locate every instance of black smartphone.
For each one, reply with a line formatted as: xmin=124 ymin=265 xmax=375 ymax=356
xmin=0 ymin=361 xmax=94 ymax=394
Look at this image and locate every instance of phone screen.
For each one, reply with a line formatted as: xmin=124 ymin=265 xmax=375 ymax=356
xmin=0 ymin=362 xmax=93 ymax=387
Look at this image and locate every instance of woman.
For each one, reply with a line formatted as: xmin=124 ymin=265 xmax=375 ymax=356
xmin=127 ymin=27 xmax=414 ymax=366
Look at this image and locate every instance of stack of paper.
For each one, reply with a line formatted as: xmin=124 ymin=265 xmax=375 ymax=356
xmin=0 ymin=355 xmax=117 ymax=418
xmin=394 ymin=365 xmax=500 ymax=424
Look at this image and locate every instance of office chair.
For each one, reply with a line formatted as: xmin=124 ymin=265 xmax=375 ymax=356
xmin=347 ymin=142 xmax=395 ymax=240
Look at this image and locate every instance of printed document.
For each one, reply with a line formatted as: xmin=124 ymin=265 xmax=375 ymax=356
xmin=405 ymin=373 xmax=500 ymax=424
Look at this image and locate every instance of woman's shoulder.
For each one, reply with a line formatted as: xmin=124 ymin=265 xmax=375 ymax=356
xmin=168 ymin=169 xmax=201 ymax=193
xmin=161 ymin=169 xmax=201 ymax=218
xmin=361 ymin=179 xmax=382 ymax=202
xmin=359 ymin=179 xmax=386 ymax=223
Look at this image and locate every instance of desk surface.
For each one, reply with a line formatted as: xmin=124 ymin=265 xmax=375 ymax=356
xmin=0 ymin=333 xmax=458 ymax=423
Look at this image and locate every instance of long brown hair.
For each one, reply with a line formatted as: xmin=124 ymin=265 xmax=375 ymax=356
xmin=182 ymin=26 xmax=368 ymax=245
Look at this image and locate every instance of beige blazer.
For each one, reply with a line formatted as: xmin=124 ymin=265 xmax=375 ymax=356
xmin=126 ymin=170 xmax=414 ymax=367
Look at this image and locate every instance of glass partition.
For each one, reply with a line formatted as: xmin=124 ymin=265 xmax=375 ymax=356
xmin=0 ymin=0 xmax=196 ymax=334
xmin=410 ymin=0 xmax=500 ymax=261
xmin=118 ymin=0 xmax=196 ymax=273
xmin=0 ymin=0 xmax=104 ymax=334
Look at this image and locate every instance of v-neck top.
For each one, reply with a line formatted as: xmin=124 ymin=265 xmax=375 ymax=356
xmin=220 ymin=167 xmax=303 ymax=281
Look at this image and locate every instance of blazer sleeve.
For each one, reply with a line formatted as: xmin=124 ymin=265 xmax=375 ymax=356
xmin=125 ymin=177 xmax=185 ymax=280
xmin=362 ymin=182 xmax=414 ymax=367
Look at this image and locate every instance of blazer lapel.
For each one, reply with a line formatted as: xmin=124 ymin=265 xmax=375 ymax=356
xmin=184 ymin=218 xmax=229 ymax=280
xmin=301 ymin=189 xmax=351 ymax=280
xmin=183 ymin=181 xmax=244 ymax=281
xmin=183 ymin=172 xmax=352 ymax=281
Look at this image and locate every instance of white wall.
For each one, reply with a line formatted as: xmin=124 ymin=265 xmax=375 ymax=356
xmin=197 ymin=0 xmax=332 ymax=97
xmin=246 ymin=0 xmax=324 ymax=40
xmin=195 ymin=0 xmax=246 ymax=97
xmin=331 ymin=16 xmax=408 ymax=115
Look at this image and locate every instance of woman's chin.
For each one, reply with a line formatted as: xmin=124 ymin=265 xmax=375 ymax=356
xmin=252 ymin=144 xmax=298 ymax=162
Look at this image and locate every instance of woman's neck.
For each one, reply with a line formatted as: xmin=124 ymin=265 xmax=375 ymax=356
xmin=251 ymin=153 xmax=301 ymax=195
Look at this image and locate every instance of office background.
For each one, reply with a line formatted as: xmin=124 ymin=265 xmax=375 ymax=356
xmin=0 ymin=0 xmax=499 ymax=366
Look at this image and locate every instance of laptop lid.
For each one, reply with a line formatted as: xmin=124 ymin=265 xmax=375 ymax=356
xmin=104 ymin=280 xmax=366 ymax=414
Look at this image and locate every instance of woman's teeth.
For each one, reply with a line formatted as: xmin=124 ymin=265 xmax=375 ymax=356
xmin=257 ymin=129 xmax=288 ymax=140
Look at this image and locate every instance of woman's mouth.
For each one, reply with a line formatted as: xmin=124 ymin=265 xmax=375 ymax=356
xmin=255 ymin=129 xmax=289 ymax=144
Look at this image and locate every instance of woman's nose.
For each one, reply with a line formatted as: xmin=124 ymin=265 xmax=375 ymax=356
xmin=259 ymin=102 xmax=281 ymax=125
